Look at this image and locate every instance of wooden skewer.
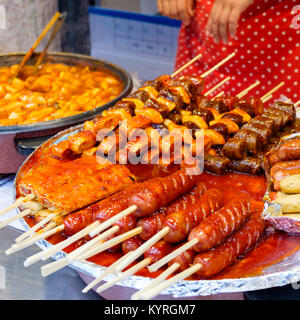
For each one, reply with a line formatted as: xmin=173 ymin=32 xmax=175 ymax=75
xmin=67 ymin=225 xmax=119 ymax=262
xmin=131 ymin=262 xmax=180 ymax=300
xmin=0 ymin=209 xmax=31 ymax=230
xmin=171 ymin=53 xmax=203 ymax=78
xmin=237 ymin=81 xmax=261 ymax=99
xmin=41 ymin=226 xmax=142 ymax=277
xmin=261 ymin=82 xmax=285 ymax=101
xmin=14 ymin=12 xmax=61 ymax=78
xmin=40 ymin=225 xmax=119 ymax=277
xmin=204 ymin=76 xmax=231 ymax=97
xmin=212 ymin=91 xmax=224 ymax=99
xmin=78 ymin=227 xmax=143 ymax=262
xmin=114 ymin=226 xmax=170 ymax=273
xmin=148 ymin=238 xmax=198 ymax=272
xmin=0 ymin=195 xmax=34 ymax=217
xmin=82 ymin=252 xmax=132 ymax=293
xmin=15 ymin=211 xmax=60 ymax=243
xmin=262 ymin=95 xmax=273 ymax=103
xmin=89 ymin=205 xmax=137 ymax=237
xmin=5 ymin=224 xmax=64 ymax=255
xmin=24 ymin=206 xmax=137 ymax=267
xmin=24 ymin=220 xmax=100 ymax=267
xmin=96 ymin=258 xmax=152 ymax=294
xmin=200 ymin=52 xmax=236 ymax=78
xmin=295 ymin=100 xmax=300 ymax=107
xmin=140 ymin=263 xmax=202 ymax=300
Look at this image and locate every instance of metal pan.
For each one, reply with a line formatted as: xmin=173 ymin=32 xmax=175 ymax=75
xmin=0 ymin=52 xmax=132 ymax=173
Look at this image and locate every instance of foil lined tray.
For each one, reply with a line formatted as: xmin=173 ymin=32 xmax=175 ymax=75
xmin=15 ymin=107 xmax=300 ymax=298
xmin=18 ymin=217 xmax=300 ymax=298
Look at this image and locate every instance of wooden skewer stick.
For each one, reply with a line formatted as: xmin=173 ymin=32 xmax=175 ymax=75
xmin=204 ymin=76 xmax=231 ymax=96
xmin=24 ymin=220 xmax=100 ymax=267
xmin=67 ymin=225 xmax=119 ymax=262
xmin=140 ymin=263 xmax=202 ymax=300
xmin=14 ymin=12 xmax=61 ymax=78
xmin=171 ymin=53 xmax=203 ymax=78
xmin=0 ymin=195 xmax=34 ymax=217
xmin=78 ymin=227 xmax=143 ymax=262
xmin=96 ymin=258 xmax=152 ymax=294
xmin=131 ymin=262 xmax=180 ymax=300
xmin=295 ymin=100 xmax=300 ymax=107
xmin=237 ymin=81 xmax=261 ymax=99
xmin=82 ymin=252 xmax=132 ymax=293
xmin=212 ymin=91 xmax=224 ymax=99
xmin=25 ymin=206 xmax=137 ymax=267
xmin=261 ymin=81 xmax=285 ymax=101
xmin=41 ymin=226 xmax=142 ymax=277
xmin=15 ymin=211 xmax=60 ymax=243
xmin=114 ymin=226 xmax=170 ymax=273
xmin=0 ymin=209 xmax=31 ymax=230
xmin=89 ymin=205 xmax=137 ymax=237
xmin=148 ymin=238 xmax=198 ymax=272
xmin=40 ymin=225 xmax=119 ymax=278
xmin=5 ymin=224 xmax=64 ymax=255
xmin=262 ymin=95 xmax=273 ymax=103
xmin=200 ymin=52 xmax=236 ymax=78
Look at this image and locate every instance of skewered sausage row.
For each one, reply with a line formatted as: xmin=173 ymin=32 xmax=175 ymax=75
xmin=163 ymin=188 xmax=224 ymax=243
xmin=163 ymin=206 xmax=265 ymax=277
xmin=188 ymin=196 xmax=250 ymax=252
xmin=193 ymin=209 xmax=265 ymax=277
xmin=63 ymin=166 xmax=200 ymax=235
xmin=138 ymin=181 xmax=207 ymax=241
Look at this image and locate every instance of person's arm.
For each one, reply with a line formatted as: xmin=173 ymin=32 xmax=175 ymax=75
xmin=206 ymin=0 xmax=254 ymax=44
xmin=157 ymin=0 xmax=194 ymax=25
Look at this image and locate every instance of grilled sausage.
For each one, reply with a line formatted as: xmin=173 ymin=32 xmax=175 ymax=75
xmin=138 ymin=182 xmax=207 ymax=241
xmin=188 ymin=196 xmax=251 ymax=252
xmin=63 ymin=167 xmax=199 ymax=235
xmin=167 ymin=246 xmax=195 ymax=271
xmin=122 ymin=236 xmax=144 ymax=254
xmin=163 ymin=189 xmax=224 ymax=243
xmin=143 ymin=240 xmax=173 ymax=263
xmin=277 ymin=138 xmax=300 ymax=161
xmin=193 ymin=210 xmax=265 ymax=277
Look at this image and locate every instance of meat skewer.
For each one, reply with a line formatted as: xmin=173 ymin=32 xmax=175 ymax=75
xmin=148 ymin=196 xmax=250 ymax=272
xmin=82 ymin=189 xmax=227 ymax=290
xmin=136 ymin=210 xmax=265 ymax=300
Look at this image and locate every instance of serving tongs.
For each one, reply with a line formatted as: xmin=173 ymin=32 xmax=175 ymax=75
xmin=13 ymin=11 xmax=67 ymax=79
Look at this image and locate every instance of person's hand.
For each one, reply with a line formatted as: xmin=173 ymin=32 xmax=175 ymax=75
xmin=157 ymin=0 xmax=195 ymax=25
xmin=206 ymin=0 xmax=254 ymax=44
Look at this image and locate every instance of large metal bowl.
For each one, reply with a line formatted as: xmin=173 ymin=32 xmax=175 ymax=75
xmin=0 ymin=52 xmax=132 ymax=173
xmin=14 ymin=125 xmax=300 ymax=299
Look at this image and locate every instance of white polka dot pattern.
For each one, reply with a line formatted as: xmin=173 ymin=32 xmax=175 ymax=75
xmin=174 ymin=0 xmax=300 ymax=101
